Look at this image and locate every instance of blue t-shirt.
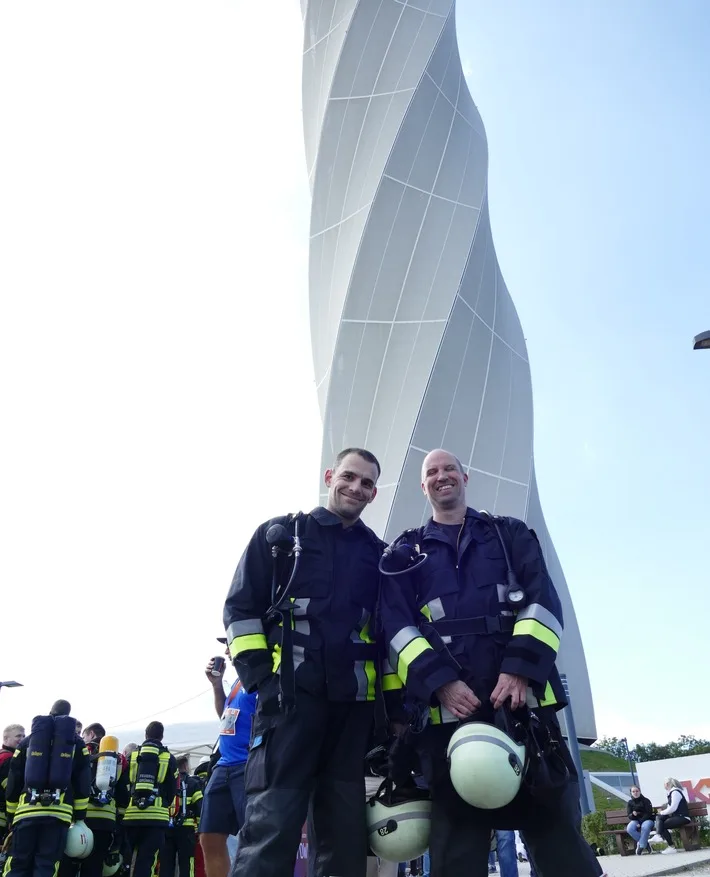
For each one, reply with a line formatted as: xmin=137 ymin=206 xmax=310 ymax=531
xmin=216 ymin=681 xmax=257 ymax=766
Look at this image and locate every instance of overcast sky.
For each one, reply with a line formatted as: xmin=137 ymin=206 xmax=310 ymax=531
xmin=1 ymin=1 xmax=708 ymax=750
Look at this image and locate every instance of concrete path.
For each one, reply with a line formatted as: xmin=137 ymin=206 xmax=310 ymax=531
xmin=509 ymin=849 xmax=710 ymax=876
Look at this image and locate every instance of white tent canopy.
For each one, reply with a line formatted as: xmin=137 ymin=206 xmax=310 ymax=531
xmin=115 ymin=720 xmax=220 ymax=769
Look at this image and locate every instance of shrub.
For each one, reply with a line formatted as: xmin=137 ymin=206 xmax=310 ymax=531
xmin=582 ymin=811 xmax=612 ymax=852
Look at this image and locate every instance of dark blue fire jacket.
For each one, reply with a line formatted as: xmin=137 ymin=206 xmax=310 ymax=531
xmin=379 ymin=508 xmax=568 ymax=724
xmin=223 ymin=506 xmax=386 ymax=703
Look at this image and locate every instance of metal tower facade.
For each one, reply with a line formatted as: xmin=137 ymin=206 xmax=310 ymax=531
xmin=300 ymin=0 xmax=595 ymax=740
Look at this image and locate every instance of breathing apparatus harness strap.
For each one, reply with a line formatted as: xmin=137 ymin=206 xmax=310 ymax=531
xmin=479 ymin=512 xmax=527 ymax=608
xmin=265 ymin=512 xmax=306 ymax=714
xmin=430 ymin=616 xmax=515 ymax=637
xmin=372 ymin=561 xmax=391 ymax=742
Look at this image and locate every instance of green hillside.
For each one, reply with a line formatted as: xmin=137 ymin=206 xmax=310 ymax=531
xmin=581 ymin=749 xmax=632 ymax=772
xmin=592 ymin=783 xmax=626 ymax=813
xmin=581 ymin=749 xmax=633 ymax=812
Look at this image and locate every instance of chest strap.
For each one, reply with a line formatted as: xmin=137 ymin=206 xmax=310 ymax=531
xmin=429 ymin=616 xmax=515 ymax=637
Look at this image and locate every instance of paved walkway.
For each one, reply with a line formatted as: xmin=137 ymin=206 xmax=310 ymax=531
xmin=601 ymin=850 xmax=710 ymax=876
xmin=510 ymin=849 xmax=710 ymax=876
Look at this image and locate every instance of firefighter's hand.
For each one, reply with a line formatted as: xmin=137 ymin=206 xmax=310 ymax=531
xmin=435 ymin=680 xmax=481 ymax=719
xmin=490 ymin=672 xmax=528 ymax=710
xmin=205 ymin=658 xmax=224 ymax=683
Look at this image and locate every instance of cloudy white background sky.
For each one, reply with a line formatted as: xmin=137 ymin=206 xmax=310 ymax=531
xmin=1 ymin=1 xmax=709 ymax=749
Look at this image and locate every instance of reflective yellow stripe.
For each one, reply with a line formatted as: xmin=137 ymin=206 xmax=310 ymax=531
xmin=513 ymin=619 xmax=560 ymax=653
xmin=539 ymin=681 xmax=557 ymax=707
xmin=396 ymin=637 xmax=433 ymax=683
xmin=123 ymin=807 xmax=171 ymax=821
xmin=359 ymin=618 xmax=375 ymax=644
xmin=74 ymin=797 xmax=89 ymax=810
xmin=429 ymin=706 xmax=442 ymax=725
xmin=87 ymin=807 xmax=116 ymax=820
xmin=272 ymin=644 xmax=282 ymax=673
xmin=420 ymin=605 xmax=432 ymax=621
xmin=13 ymin=804 xmax=73 ymax=823
xmin=229 ymin=633 xmax=268 ymax=659
xmin=382 ymin=673 xmax=403 ymax=692
xmin=364 ymin=659 xmax=376 ymax=701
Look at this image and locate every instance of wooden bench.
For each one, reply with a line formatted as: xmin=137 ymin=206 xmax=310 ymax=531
xmin=603 ymin=802 xmax=708 ymax=856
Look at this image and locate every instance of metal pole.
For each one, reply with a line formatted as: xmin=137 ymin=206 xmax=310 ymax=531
xmin=621 ymin=737 xmax=638 ymax=787
xmin=560 ymin=674 xmax=590 ymax=815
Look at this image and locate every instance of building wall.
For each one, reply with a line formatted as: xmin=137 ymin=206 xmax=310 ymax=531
xmin=637 ymin=755 xmax=710 ymax=806
xmin=300 ymin=0 xmax=596 ymax=741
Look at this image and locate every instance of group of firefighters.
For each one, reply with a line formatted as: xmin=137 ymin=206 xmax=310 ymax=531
xmin=0 ymin=710 xmax=204 ymax=877
xmin=2 ymin=445 xmax=604 ymax=877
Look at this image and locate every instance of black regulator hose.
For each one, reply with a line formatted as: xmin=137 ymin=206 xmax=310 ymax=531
xmin=265 ymin=518 xmax=303 ymax=613
xmin=379 ymin=533 xmax=428 ymax=577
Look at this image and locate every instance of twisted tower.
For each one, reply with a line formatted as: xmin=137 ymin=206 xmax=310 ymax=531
xmin=300 ymin=0 xmax=595 ymax=740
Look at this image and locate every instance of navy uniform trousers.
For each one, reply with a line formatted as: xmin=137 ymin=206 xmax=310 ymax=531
xmin=419 ymin=724 xmax=602 ymax=877
xmin=161 ymin=826 xmax=196 ymax=877
xmin=3 ymin=818 xmax=69 ymax=877
xmin=231 ymin=688 xmax=374 ymax=877
xmin=125 ymin=827 xmax=165 ymax=877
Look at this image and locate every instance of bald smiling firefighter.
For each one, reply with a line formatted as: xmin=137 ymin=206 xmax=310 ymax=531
xmin=379 ymin=449 xmax=604 ymax=877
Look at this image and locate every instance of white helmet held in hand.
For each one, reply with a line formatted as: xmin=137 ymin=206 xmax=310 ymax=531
xmin=65 ymin=821 xmax=94 ymax=859
xmin=447 ymin=721 xmax=526 ymax=809
xmin=102 ymin=850 xmax=123 ymax=877
xmin=366 ymin=781 xmax=431 ymax=862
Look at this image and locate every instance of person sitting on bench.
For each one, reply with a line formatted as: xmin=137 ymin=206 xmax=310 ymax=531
xmin=626 ymin=786 xmax=654 ymax=854
xmin=655 ymin=778 xmax=691 ymax=855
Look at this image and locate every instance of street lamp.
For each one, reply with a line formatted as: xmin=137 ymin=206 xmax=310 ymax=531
xmin=560 ymin=673 xmax=591 ymax=815
xmin=693 ymin=330 xmax=710 ymax=350
xmin=620 ymin=737 xmax=638 ymax=787
xmin=0 ymin=681 xmax=23 ymax=692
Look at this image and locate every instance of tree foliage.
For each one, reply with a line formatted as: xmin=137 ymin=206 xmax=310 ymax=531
xmin=594 ymin=736 xmax=632 ymax=761
xmin=635 ymin=735 xmax=710 ymax=763
xmin=594 ymin=734 xmax=710 ymax=763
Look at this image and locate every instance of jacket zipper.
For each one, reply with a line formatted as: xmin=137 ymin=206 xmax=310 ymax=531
xmin=455 ymin=518 xmax=465 ymax=571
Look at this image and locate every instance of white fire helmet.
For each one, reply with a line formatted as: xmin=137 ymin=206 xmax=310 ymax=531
xmin=366 ymin=787 xmax=431 ymax=862
xmin=65 ymin=821 xmax=94 ymax=860
xmin=447 ymin=721 xmax=526 ymax=810
xmin=102 ymin=851 xmax=123 ymax=877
